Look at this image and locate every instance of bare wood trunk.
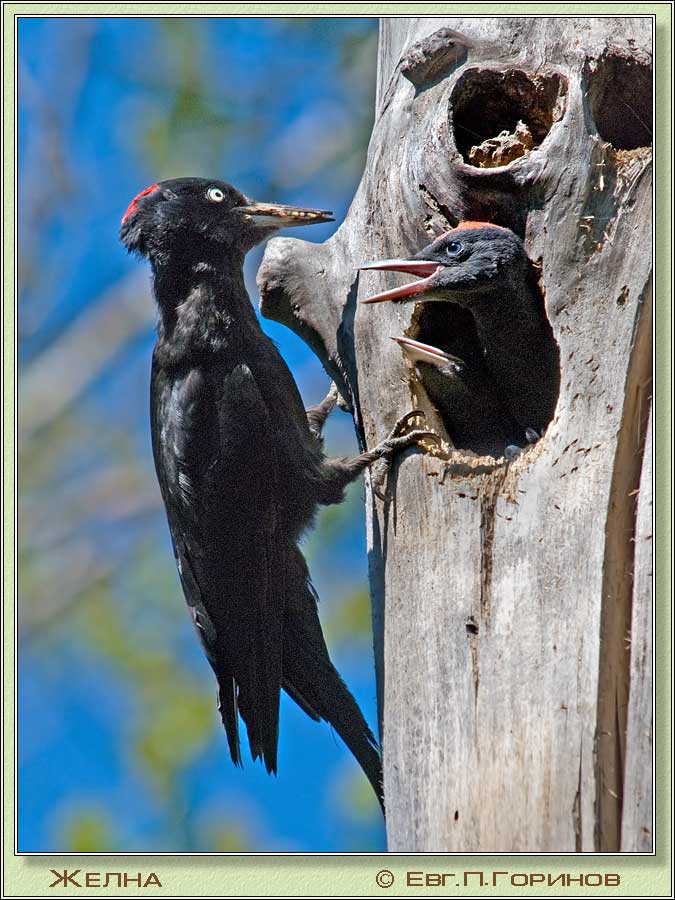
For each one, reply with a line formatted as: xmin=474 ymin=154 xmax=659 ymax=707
xmin=258 ymin=16 xmax=652 ymax=852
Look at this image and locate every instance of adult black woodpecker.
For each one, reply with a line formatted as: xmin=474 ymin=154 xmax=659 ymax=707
xmin=360 ymin=223 xmax=560 ymax=442
xmin=120 ymin=177 xmax=434 ymax=809
xmin=390 ymin=335 xmax=526 ymax=457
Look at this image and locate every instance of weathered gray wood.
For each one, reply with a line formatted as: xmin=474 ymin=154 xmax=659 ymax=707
xmin=258 ymin=17 xmax=652 ymax=852
xmin=621 ymin=408 xmax=653 ymax=851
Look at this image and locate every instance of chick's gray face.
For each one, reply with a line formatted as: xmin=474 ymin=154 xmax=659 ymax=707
xmin=413 ymin=227 xmax=526 ymax=299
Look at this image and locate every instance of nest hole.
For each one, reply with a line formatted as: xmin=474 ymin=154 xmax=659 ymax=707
xmin=451 ymin=68 xmax=568 ymax=167
xmin=405 ymin=270 xmax=559 ymax=459
xmin=588 ymin=53 xmax=652 ymax=150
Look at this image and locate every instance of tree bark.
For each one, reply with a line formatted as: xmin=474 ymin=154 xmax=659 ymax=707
xmin=258 ymin=16 xmax=652 ymax=852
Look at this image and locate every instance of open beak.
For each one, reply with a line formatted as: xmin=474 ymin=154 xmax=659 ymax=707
xmin=392 ymin=336 xmax=463 ymax=370
xmin=358 ymin=258 xmax=442 ymax=304
xmin=233 ymin=200 xmax=334 ymax=228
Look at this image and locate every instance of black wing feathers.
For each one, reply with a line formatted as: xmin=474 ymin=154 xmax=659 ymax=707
xmin=150 ymin=349 xmax=382 ymax=805
xmin=150 ymin=358 xmax=283 ymax=774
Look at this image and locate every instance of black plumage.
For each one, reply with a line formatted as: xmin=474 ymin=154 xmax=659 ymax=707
xmin=120 ymin=178 xmax=429 ymax=808
xmin=391 ymin=336 xmax=525 ymax=456
xmin=360 ymin=223 xmax=560 ymax=444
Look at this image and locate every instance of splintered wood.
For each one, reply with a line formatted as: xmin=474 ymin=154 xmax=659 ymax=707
xmin=469 ymin=120 xmax=535 ymax=168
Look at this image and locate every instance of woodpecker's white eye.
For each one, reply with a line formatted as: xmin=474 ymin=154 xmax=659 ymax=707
xmin=206 ymin=187 xmax=225 ymax=203
xmin=446 ymin=240 xmax=464 ymax=257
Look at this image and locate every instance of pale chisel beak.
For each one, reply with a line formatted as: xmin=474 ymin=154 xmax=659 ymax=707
xmin=358 ymin=259 xmax=443 ymax=303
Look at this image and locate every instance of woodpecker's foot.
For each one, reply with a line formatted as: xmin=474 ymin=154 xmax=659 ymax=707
xmin=374 ymin=410 xmax=441 ymax=459
xmin=306 ymin=383 xmax=340 ymax=439
xmin=370 ymin=412 xmax=441 ymax=499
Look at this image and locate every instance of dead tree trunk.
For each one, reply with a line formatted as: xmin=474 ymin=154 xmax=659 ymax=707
xmin=258 ymin=17 xmax=652 ymax=852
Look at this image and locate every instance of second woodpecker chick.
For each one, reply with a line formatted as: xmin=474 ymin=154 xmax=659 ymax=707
xmin=392 ymin=336 xmax=526 ymax=457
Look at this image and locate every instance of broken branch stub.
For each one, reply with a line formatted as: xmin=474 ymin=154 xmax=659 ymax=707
xmin=257 ymin=17 xmax=652 ymax=852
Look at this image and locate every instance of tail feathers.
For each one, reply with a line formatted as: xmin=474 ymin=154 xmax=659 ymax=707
xmin=213 ymin=541 xmax=383 ymax=809
xmin=238 ymin=658 xmax=280 ymax=775
xmin=217 ymin=675 xmax=242 ymax=768
xmin=218 ymin=670 xmax=281 ymax=775
xmin=223 ymin=542 xmax=285 ymax=776
xmin=216 ymin=636 xmax=281 ymax=774
xmin=281 ymin=548 xmax=384 ymax=811
xmin=283 ymin=639 xmax=384 ymax=812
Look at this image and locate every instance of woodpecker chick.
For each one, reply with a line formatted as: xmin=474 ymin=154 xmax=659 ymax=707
xmin=392 ymin=336 xmax=525 ymax=457
xmin=360 ymin=223 xmax=560 ymax=437
xmin=120 ymin=178 xmax=433 ymax=809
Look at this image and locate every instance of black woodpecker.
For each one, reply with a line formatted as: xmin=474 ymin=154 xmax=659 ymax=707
xmin=120 ymin=177 xmax=434 ymax=809
xmin=359 ymin=223 xmax=560 ymax=441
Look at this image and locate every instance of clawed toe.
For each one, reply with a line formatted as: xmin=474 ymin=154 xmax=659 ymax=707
xmin=380 ymin=429 xmax=441 ymax=456
xmin=371 ymin=459 xmax=391 ymax=500
xmin=369 ymin=416 xmax=441 ymax=499
xmin=387 ymin=409 xmax=425 ymax=440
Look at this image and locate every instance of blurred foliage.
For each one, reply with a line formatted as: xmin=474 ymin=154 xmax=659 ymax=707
xmin=205 ymin=825 xmax=251 ymax=853
xmin=333 ymin=765 xmax=381 ymax=825
xmin=18 ymin=17 xmax=381 ymax=852
xmin=324 ymin=586 xmax=372 ymax=649
xmin=59 ymin=809 xmax=117 ymax=853
xmin=138 ymin=21 xmax=241 ymax=177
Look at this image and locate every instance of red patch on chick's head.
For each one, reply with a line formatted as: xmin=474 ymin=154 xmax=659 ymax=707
xmin=456 ymin=220 xmax=507 ymax=231
xmin=436 ymin=221 xmax=509 ymax=240
xmin=121 ymin=184 xmax=159 ymax=224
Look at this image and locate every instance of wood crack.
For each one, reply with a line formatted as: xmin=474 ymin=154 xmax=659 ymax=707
xmin=594 ymin=274 xmax=652 ymax=851
xmin=478 ymin=468 xmax=508 ymax=624
xmin=418 ymin=183 xmax=458 ymax=230
xmin=573 ymin=739 xmax=583 ymax=852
